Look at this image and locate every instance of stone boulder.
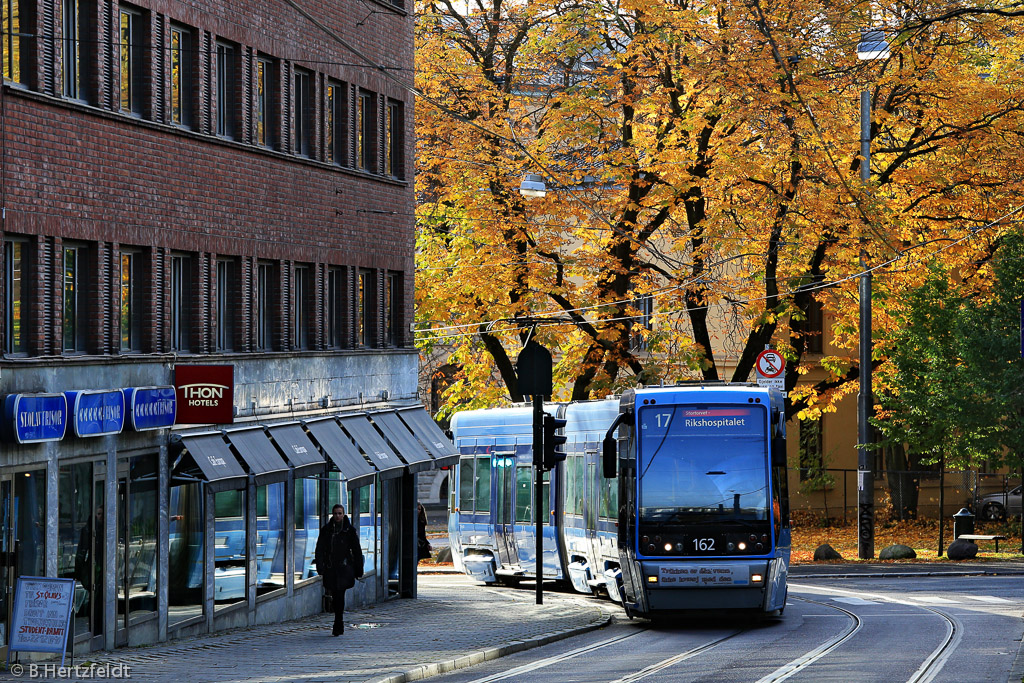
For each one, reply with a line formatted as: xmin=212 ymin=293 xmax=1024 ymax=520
xmin=946 ymin=538 xmax=979 ymax=560
xmin=878 ymin=544 xmax=917 ymax=560
xmin=813 ymin=543 xmax=843 ymax=561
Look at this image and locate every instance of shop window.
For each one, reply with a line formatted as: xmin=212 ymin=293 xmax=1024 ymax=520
xmin=255 ymin=483 xmax=285 ymax=595
xmin=169 ymin=25 xmax=194 ymax=128
xmin=58 ymin=462 xmax=102 ymax=639
xmin=213 ymin=489 xmax=246 ymax=608
xmin=353 ymin=483 xmax=376 ymax=577
xmin=293 ymin=477 xmax=320 ymax=583
xmin=4 ymin=239 xmax=27 ymax=354
xmin=630 ymin=294 xmax=654 ymax=351
xmin=117 ymin=456 xmax=158 ymax=627
xmin=168 ymin=481 xmax=204 ymax=626
xmin=806 ymin=297 xmax=824 ymax=354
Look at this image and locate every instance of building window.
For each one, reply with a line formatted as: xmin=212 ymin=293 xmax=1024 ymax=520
xmin=384 ymin=100 xmax=402 ymax=179
xmin=293 ymin=68 xmax=312 ymax=157
xmin=62 ymin=0 xmax=81 ymax=98
xmin=325 ymin=81 xmax=346 ymax=165
xmin=216 ymin=260 xmax=235 ymax=351
xmin=215 ymin=41 xmax=237 ymax=138
xmin=355 ymin=90 xmax=375 ymax=172
xmin=119 ymin=6 xmax=144 ymax=115
xmin=169 ymin=254 xmax=191 ymax=351
xmin=356 ymin=269 xmax=373 ymax=348
xmin=255 ymin=261 xmax=274 ymax=351
xmin=798 ymin=418 xmax=823 ymax=482
xmin=327 ymin=266 xmax=345 ymax=349
xmin=293 ymin=265 xmax=309 ymax=349
xmin=120 ymin=251 xmax=143 ymax=352
xmin=170 ymin=25 xmax=193 ymax=127
xmin=63 ymin=245 xmax=88 ymax=352
xmin=2 ymin=0 xmax=25 ymax=84
xmin=806 ymin=297 xmax=824 ymax=354
xmin=255 ymin=57 xmax=274 ymax=148
xmin=384 ymin=272 xmax=400 ymax=347
xmin=630 ymin=294 xmax=654 ymax=351
xmin=4 ymin=239 xmax=27 ymax=354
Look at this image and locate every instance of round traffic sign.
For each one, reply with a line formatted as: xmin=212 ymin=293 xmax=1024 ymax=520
xmin=756 ymin=350 xmax=785 ymax=378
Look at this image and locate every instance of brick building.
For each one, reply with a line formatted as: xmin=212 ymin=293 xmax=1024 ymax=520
xmin=0 ymin=0 xmax=454 ymax=656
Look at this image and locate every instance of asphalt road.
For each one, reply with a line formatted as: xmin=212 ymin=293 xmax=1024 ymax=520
xmin=427 ymin=573 xmax=1024 ymax=683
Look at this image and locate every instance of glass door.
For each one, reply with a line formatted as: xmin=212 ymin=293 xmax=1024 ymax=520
xmin=4 ymin=470 xmax=47 ymax=655
xmin=0 ymin=479 xmax=11 ymax=651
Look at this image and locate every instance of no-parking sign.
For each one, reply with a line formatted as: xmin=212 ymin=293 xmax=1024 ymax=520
xmin=755 ymin=349 xmax=786 ymax=392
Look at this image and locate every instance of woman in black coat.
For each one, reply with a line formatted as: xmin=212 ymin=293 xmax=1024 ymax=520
xmin=314 ymin=504 xmax=364 ymax=635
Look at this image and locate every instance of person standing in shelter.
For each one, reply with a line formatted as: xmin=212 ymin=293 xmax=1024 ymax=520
xmin=314 ymin=504 xmax=364 ymax=636
xmin=417 ymin=503 xmax=432 ymax=563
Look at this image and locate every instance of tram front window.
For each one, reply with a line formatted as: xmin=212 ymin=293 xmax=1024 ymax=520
xmin=637 ymin=404 xmax=769 ymax=527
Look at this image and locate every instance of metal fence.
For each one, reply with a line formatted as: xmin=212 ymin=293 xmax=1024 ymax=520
xmin=791 ymin=468 xmax=1021 ymax=525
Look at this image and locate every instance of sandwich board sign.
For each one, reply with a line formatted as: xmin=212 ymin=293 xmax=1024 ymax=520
xmin=755 ymin=349 xmax=786 ymax=393
xmin=7 ymin=577 xmax=75 ymax=667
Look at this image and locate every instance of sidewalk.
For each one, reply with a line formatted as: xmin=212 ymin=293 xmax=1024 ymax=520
xmin=0 ymin=574 xmax=610 ymax=683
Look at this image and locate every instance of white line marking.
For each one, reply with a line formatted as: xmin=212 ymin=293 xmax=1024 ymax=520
xmin=966 ymin=595 xmax=1012 ymax=603
xmin=904 ymin=596 xmax=960 ymax=604
xmin=832 ymin=597 xmax=878 ymax=605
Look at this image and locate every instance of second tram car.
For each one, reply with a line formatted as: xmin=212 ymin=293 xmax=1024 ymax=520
xmin=448 ymin=383 xmax=790 ymax=618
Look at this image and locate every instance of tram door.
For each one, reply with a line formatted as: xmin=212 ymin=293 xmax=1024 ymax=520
xmin=584 ymin=456 xmax=599 ymax=558
xmin=493 ymin=452 xmax=517 ymax=568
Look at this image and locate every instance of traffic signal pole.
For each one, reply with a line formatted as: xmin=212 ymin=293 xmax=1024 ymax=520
xmin=533 ymin=393 xmax=544 ymax=605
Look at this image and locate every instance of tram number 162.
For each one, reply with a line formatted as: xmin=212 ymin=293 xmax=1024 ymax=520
xmin=688 ymin=537 xmax=719 ymax=554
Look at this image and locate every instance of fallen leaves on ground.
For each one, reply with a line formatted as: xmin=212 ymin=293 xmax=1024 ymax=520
xmin=792 ymin=518 xmax=1022 ymax=563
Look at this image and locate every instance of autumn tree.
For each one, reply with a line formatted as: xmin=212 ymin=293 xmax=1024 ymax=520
xmin=414 ymin=0 xmax=1024 ymax=418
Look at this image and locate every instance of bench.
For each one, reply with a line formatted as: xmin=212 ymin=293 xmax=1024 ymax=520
xmin=956 ymin=534 xmax=1009 ymax=552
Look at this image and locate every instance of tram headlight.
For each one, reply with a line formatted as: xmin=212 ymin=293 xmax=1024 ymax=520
xmin=737 ymin=542 xmax=747 ymax=551
xmin=751 ymin=573 xmax=763 ymax=583
xmin=664 ymin=542 xmax=673 ymax=552
xmin=648 ymin=575 xmax=658 ymax=583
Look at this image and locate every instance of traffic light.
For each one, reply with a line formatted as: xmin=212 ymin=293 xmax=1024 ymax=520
xmin=542 ymin=413 xmax=568 ymax=470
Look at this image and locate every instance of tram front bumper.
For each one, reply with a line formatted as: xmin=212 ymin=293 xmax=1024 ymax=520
xmin=639 ymin=560 xmax=770 ymax=611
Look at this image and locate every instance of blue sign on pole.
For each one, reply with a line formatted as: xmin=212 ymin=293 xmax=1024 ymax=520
xmin=123 ymin=386 xmax=177 ymax=431
xmin=2 ymin=394 xmax=68 ymax=444
xmin=65 ymin=390 xmax=125 ymax=437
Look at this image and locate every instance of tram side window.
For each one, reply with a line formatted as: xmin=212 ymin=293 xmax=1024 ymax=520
xmin=515 ymin=466 xmax=531 ymax=523
xmin=571 ymin=457 xmax=585 ymax=515
xmin=541 ymin=471 xmax=551 ymax=524
xmin=458 ymin=456 xmax=475 ymax=512
xmin=474 ymin=455 xmax=491 ymax=512
xmin=600 ymin=469 xmax=617 ymax=520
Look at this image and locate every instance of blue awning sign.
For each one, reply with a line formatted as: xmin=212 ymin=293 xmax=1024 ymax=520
xmin=65 ymin=390 xmax=125 ymax=438
xmin=3 ymin=393 xmax=68 ymax=444
xmin=123 ymin=386 xmax=176 ymax=431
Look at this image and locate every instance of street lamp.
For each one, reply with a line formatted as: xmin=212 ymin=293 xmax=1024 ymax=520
xmin=519 ymin=173 xmax=547 ymax=198
xmin=855 ymin=27 xmax=889 ymax=560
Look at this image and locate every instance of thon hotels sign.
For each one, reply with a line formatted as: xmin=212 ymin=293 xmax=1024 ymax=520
xmin=174 ymin=365 xmax=234 ymax=425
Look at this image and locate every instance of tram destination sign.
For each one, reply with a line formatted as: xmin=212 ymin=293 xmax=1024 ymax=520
xmin=2 ymin=393 xmax=68 ymax=444
xmin=175 ymin=365 xmax=234 ymax=424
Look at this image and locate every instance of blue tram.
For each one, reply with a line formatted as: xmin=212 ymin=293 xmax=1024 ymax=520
xmin=449 ymin=383 xmax=790 ymax=618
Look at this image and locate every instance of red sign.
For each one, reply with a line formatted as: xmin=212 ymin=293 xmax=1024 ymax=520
xmin=174 ymin=365 xmax=234 ymax=425
xmin=755 ymin=350 xmax=785 ymax=378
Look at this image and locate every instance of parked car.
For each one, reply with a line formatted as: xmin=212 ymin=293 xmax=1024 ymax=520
xmin=978 ymin=486 xmax=1022 ymax=521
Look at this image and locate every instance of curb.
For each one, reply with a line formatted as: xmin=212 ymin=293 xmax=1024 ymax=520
xmin=1009 ymin=628 xmax=1024 ymax=683
xmin=372 ymin=613 xmax=612 ymax=683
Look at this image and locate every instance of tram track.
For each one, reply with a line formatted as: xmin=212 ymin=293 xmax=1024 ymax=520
xmin=458 ymin=624 xmax=748 ymax=683
xmin=787 ymin=582 xmax=962 ymax=683
xmin=753 ymin=596 xmax=862 ymax=683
